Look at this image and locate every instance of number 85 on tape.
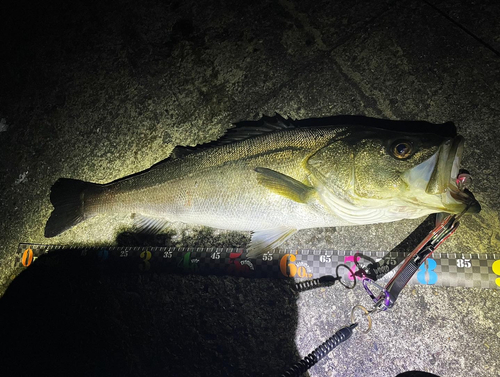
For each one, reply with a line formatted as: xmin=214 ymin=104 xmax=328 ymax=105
xmin=417 ymin=258 xmax=438 ymax=285
xmin=418 ymin=257 xmax=474 ymax=285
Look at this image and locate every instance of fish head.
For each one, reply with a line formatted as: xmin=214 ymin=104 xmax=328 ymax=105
xmin=307 ymin=128 xmax=480 ymax=215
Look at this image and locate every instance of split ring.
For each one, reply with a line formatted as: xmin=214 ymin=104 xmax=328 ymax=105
xmin=350 ymin=305 xmax=372 ymax=334
xmin=336 ymin=264 xmax=356 ymax=289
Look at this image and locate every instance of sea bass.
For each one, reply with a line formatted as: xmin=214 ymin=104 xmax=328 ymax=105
xmin=45 ymin=115 xmax=480 ymax=257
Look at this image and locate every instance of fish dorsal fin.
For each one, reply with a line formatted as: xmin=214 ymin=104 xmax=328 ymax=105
xmin=221 ymin=114 xmax=295 ymax=142
xmin=170 ymin=145 xmax=197 ymax=159
xmin=170 ymin=114 xmax=295 ymax=159
xmin=168 ymin=115 xmax=456 ymax=160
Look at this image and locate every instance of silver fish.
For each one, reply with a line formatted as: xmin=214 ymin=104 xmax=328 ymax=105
xmin=45 ymin=115 xmax=480 ymax=257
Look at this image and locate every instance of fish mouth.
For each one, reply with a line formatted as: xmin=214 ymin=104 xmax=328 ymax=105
xmin=405 ymin=136 xmax=481 ymax=214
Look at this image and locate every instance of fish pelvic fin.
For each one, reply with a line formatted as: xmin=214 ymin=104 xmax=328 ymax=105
xmin=44 ymin=178 xmax=100 ymax=237
xmin=254 ymin=167 xmax=315 ymax=203
xmin=246 ymin=226 xmax=297 ymax=258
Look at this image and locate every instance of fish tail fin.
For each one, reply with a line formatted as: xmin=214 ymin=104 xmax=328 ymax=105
xmin=44 ymin=178 xmax=101 ymax=237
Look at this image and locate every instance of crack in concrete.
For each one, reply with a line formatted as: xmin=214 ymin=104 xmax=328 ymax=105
xmin=422 ymin=0 xmax=500 ymax=58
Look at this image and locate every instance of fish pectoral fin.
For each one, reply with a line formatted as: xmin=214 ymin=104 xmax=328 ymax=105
xmin=255 ymin=167 xmax=315 ymax=203
xmin=132 ymin=214 xmax=171 ymax=234
xmin=246 ymin=226 xmax=297 ymax=258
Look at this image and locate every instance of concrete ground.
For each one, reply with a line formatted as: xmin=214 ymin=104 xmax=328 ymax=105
xmin=0 ymin=0 xmax=499 ymax=376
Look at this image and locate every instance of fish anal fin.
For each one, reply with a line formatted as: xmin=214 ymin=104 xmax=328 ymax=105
xmin=132 ymin=214 xmax=171 ymax=234
xmin=246 ymin=226 xmax=297 ymax=258
xmin=255 ymin=167 xmax=314 ymax=203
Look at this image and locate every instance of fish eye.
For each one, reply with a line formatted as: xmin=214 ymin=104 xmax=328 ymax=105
xmin=392 ymin=141 xmax=413 ymax=159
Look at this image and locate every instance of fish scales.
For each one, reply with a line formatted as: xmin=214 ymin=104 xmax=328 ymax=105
xmin=85 ymin=127 xmax=344 ymax=231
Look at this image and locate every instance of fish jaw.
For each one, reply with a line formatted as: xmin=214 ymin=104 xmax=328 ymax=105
xmin=402 ymin=136 xmax=480 ymax=214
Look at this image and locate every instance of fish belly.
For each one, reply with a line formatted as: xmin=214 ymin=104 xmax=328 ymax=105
xmin=90 ymin=152 xmax=345 ymax=231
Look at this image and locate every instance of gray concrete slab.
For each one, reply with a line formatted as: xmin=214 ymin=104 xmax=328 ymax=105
xmin=428 ymin=0 xmax=500 ymax=53
xmin=0 ymin=0 xmax=499 ymax=376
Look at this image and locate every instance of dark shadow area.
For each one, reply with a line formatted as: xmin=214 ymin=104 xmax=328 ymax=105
xmin=0 ymin=219 xmax=446 ymax=377
xmin=116 ymin=227 xmax=250 ymax=249
xmin=0 ymin=237 xmax=300 ymax=377
xmin=0 ymin=217 xmax=448 ymax=377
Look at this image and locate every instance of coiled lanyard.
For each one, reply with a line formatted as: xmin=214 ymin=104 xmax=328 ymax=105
xmin=282 ymin=206 xmax=470 ymax=377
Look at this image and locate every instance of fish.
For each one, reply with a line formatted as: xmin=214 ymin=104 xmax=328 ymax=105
xmin=44 ymin=115 xmax=480 ymax=257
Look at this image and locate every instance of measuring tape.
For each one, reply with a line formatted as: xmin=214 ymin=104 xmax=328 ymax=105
xmin=15 ymin=243 xmax=500 ymax=289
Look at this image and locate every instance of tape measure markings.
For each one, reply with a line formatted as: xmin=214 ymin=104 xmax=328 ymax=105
xmin=14 ymin=244 xmax=500 ymax=289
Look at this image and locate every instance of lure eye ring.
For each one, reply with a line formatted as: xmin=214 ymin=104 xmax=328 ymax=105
xmin=391 ymin=141 xmax=413 ymax=159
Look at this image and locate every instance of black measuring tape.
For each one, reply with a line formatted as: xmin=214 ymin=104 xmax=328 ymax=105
xmin=15 ymin=243 xmax=500 ymax=289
